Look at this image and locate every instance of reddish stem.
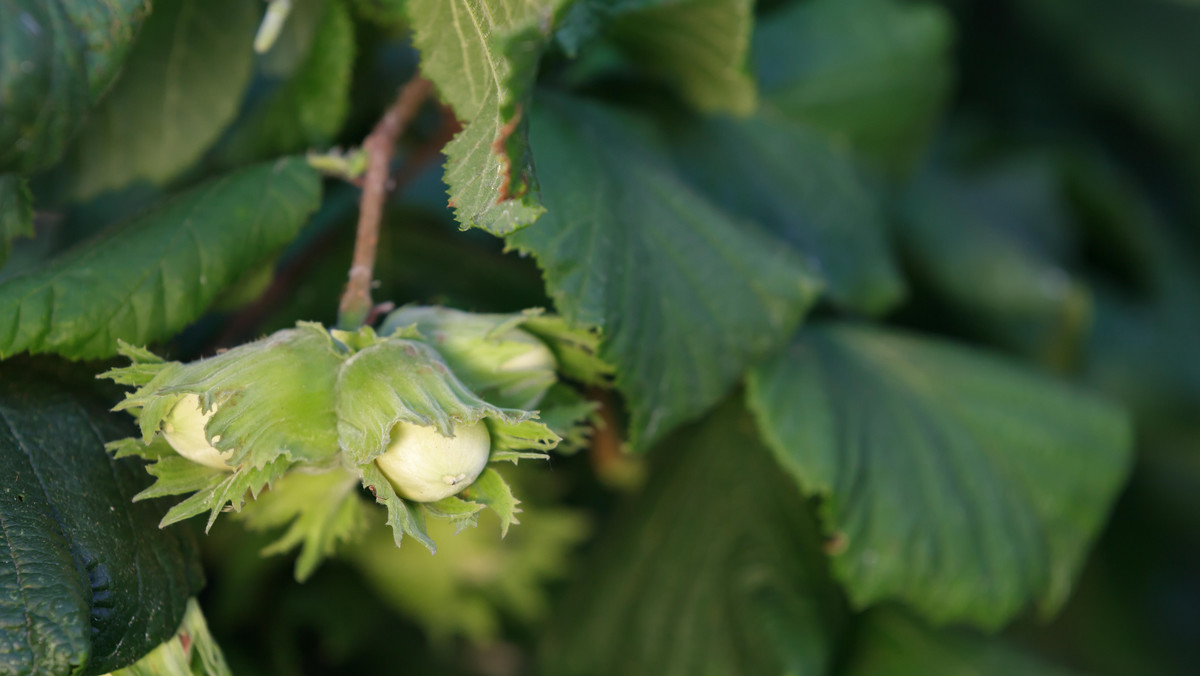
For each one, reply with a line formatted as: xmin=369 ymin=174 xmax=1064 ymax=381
xmin=337 ymin=76 xmax=434 ymax=330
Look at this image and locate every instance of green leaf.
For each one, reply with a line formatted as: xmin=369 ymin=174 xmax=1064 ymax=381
xmin=746 ymin=322 xmax=1133 ymax=629
xmin=57 ymin=0 xmax=259 ymax=200
xmin=0 ymin=362 xmax=203 ymax=676
xmin=0 ymin=157 xmax=321 ymax=360
xmin=218 ymin=0 xmax=356 ymax=166
xmin=842 ymin=608 xmax=1076 ymax=676
xmin=237 ymin=468 xmax=370 ymax=581
xmin=406 ymin=0 xmax=573 ymax=235
xmin=0 ymin=0 xmax=151 ymax=172
xmin=668 ymin=112 xmax=905 ymax=315
xmin=110 ymin=599 xmax=232 ymax=676
xmin=459 ymin=467 xmax=520 ymax=535
xmin=335 ymin=336 xmax=532 ymax=464
xmin=350 ymin=0 xmax=408 ymax=29
xmin=508 ymin=94 xmax=820 ymax=449
xmin=599 ymin=0 xmax=757 ymax=115
xmin=897 ymin=160 xmax=1091 ymax=364
xmin=1012 ymin=0 xmax=1200 ymax=160
xmin=541 ymin=401 xmax=846 ymax=676
xmin=755 ymin=0 xmax=954 ymax=173
xmin=0 ymin=174 xmax=34 ymax=268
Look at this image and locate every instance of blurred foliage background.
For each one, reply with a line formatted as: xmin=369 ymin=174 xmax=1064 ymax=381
xmin=4 ymin=0 xmax=1200 ymax=673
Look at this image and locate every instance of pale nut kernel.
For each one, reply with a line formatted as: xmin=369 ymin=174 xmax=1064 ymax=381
xmin=162 ymin=394 xmax=234 ymax=470
xmin=375 ymin=420 xmax=491 ymax=502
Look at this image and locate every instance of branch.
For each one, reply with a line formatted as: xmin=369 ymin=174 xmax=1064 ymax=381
xmin=337 ymin=76 xmax=434 ymax=330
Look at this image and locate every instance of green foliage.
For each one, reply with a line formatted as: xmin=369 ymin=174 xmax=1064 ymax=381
xmin=668 ymin=112 xmax=904 ymax=315
xmin=588 ymin=0 xmax=758 ymax=115
xmin=0 ymin=174 xmax=33 ymax=267
xmin=747 ymin=323 xmax=1132 ymax=629
xmin=508 ymin=93 xmax=821 ymax=449
xmin=0 ymin=0 xmax=1194 ymax=672
xmin=755 ymin=0 xmax=954 ymax=173
xmin=218 ymin=0 xmax=357 ymax=166
xmin=542 ymin=402 xmax=847 ymax=676
xmin=842 ymin=609 xmax=1076 ymax=676
xmin=237 ymin=469 xmax=370 ymax=582
xmin=406 ymin=0 xmax=573 ymax=235
xmin=110 ymin=599 xmax=231 ymax=676
xmin=898 ymin=159 xmax=1091 ymax=362
xmin=350 ymin=499 xmax=589 ymax=643
xmin=0 ymin=0 xmax=151 ymax=173
xmin=0 ymin=363 xmax=203 ymax=676
xmin=57 ymin=0 xmax=260 ymax=200
xmin=0 ymin=158 xmax=321 ymax=360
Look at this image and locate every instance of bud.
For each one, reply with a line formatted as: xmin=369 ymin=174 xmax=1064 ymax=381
xmin=381 ymin=306 xmax=557 ymax=409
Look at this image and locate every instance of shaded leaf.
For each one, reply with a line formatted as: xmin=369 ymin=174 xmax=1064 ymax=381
xmin=350 ymin=498 xmax=588 ymax=643
xmin=0 ymin=0 xmax=151 ymax=172
xmin=747 ymin=322 xmax=1133 ymax=629
xmin=755 ymin=0 xmax=954 ymax=173
xmin=58 ymin=0 xmax=259 ymax=200
xmin=602 ymin=0 xmax=757 ymax=115
xmin=541 ymin=401 xmax=847 ymax=676
xmin=110 ymin=599 xmax=232 ymax=676
xmin=406 ymin=0 xmax=573 ymax=235
xmin=0 ymin=174 xmax=33 ymax=268
xmin=0 ymin=158 xmax=321 ymax=360
xmin=842 ymin=608 xmax=1076 ymax=676
xmin=898 ymin=159 xmax=1091 ymax=364
xmin=218 ymin=0 xmax=356 ymax=166
xmin=508 ymin=94 xmax=820 ymax=449
xmin=668 ymin=111 xmax=904 ymax=315
xmin=0 ymin=362 xmax=203 ymax=676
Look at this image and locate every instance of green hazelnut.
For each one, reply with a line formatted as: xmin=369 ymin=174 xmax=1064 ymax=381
xmin=375 ymin=420 xmax=491 ymax=502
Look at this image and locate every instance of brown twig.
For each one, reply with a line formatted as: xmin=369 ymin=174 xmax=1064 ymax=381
xmin=337 ymin=76 xmax=434 ymax=330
